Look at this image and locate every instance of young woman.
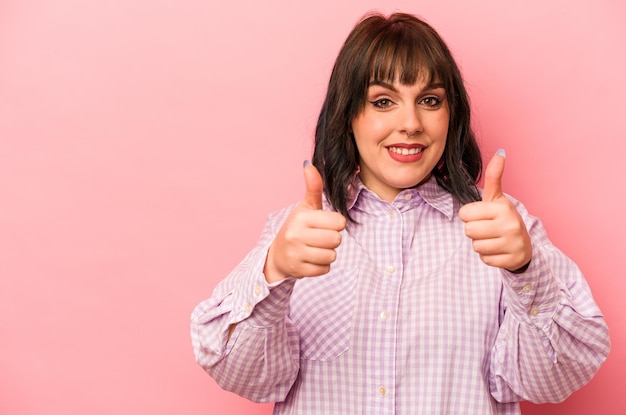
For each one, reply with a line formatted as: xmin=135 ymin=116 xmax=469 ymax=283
xmin=191 ymin=12 xmax=609 ymax=414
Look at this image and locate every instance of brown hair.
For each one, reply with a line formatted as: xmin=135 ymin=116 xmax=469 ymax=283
xmin=313 ymin=12 xmax=482 ymax=221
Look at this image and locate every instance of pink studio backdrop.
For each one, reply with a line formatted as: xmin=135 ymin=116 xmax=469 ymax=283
xmin=1 ymin=0 xmax=624 ymax=414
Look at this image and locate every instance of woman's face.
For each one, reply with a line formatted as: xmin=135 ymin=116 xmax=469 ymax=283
xmin=351 ymin=77 xmax=449 ymax=202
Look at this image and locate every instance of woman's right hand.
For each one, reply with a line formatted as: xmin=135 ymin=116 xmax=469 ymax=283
xmin=263 ymin=162 xmax=347 ymax=283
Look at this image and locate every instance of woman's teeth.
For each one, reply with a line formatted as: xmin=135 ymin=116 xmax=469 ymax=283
xmin=389 ymin=146 xmax=423 ymax=155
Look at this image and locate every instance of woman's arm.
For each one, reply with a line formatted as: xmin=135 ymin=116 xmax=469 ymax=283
xmin=489 ymin=201 xmax=610 ymax=403
xmin=190 ymin=208 xmax=300 ymax=403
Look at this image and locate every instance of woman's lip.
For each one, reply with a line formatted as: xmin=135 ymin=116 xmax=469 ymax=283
xmin=387 ymin=145 xmax=425 ymax=162
xmin=386 ymin=143 xmax=425 ymax=148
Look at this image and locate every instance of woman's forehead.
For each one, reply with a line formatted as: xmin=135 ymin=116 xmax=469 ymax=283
xmin=368 ymin=66 xmax=438 ymax=86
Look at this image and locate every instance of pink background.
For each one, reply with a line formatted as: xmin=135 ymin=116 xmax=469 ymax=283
xmin=1 ymin=0 xmax=624 ymax=414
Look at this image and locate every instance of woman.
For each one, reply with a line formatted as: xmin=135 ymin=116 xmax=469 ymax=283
xmin=191 ymin=12 xmax=609 ymax=414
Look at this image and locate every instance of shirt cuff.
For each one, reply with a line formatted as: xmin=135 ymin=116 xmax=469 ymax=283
xmin=229 ymin=246 xmax=296 ymax=327
xmin=500 ymin=246 xmax=561 ymax=328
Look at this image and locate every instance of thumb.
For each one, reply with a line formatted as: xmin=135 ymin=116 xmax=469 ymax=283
xmin=483 ymin=149 xmax=506 ymax=201
xmin=302 ymin=160 xmax=323 ymax=210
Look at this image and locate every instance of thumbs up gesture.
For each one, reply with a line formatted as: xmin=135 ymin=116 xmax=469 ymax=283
xmin=264 ymin=162 xmax=347 ymax=283
xmin=458 ymin=150 xmax=532 ymax=272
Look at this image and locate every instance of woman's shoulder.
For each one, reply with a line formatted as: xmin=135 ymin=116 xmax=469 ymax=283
xmin=266 ymin=202 xmax=299 ymax=226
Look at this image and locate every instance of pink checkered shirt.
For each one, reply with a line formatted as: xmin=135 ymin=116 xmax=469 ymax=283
xmin=191 ymin=177 xmax=609 ymax=414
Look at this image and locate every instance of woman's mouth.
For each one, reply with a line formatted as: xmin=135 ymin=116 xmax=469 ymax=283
xmin=387 ymin=145 xmax=426 ymax=163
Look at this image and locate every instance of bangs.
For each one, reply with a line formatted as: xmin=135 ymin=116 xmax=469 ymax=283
xmin=366 ymin=23 xmax=447 ymax=86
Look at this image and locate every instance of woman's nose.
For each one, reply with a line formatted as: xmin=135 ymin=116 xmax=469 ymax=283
xmin=401 ymin=106 xmax=423 ymax=138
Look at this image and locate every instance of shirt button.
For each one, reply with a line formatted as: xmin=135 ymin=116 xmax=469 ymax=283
xmin=389 ymin=211 xmax=395 ymax=219
xmin=379 ymin=310 xmax=388 ymax=320
xmin=254 ymin=286 xmax=262 ymax=296
xmin=244 ymin=303 xmax=252 ymax=313
xmin=385 ymin=265 xmax=395 ymax=274
xmin=521 ymin=284 xmax=532 ymax=294
xmin=404 ymin=193 xmax=412 ymax=201
xmin=378 ymin=385 xmax=387 ymax=396
xmin=529 ymin=306 xmax=540 ymax=317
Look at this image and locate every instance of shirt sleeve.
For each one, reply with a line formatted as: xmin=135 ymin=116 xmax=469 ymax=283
xmin=489 ymin=197 xmax=610 ymax=403
xmin=190 ymin=207 xmax=300 ymax=403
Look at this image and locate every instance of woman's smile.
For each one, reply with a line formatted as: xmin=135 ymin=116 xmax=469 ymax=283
xmin=387 ymin=144 xmax=425 ymax=162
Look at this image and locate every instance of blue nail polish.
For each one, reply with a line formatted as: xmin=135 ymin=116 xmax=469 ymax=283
xmin=496 ymin=149 xmax=506 ymax=158
xmin=303 ymin=160 xmax=311 ymax=167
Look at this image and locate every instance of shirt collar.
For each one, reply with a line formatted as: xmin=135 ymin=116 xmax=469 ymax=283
xmin=346 ymin=175 xmax=455 ymax=220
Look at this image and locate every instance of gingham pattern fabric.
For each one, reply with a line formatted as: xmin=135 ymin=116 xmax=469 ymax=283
xmin=191 ymin=177 xmax=609 ymax=415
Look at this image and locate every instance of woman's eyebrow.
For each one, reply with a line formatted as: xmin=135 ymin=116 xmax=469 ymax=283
xmin=368 ymin=80 xmax=398 ymax=92
xmin=423 ymin=82 xmax=445 ymax=91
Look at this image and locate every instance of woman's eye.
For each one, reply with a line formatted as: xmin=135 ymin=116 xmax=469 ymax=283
xmin=420 ymin=96 xmax=443 ymax=108
xmin=370 ymin=98 xmax=394 ymax=109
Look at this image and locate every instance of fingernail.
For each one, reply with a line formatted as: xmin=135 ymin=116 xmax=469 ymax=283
xmin=496 ymin=149 xmax=506 ymax=158
xmin=303 ymin=160 xmax=311 ymax=167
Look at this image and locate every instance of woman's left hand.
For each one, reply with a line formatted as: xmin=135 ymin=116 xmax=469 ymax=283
xmin=458 ymin=150 xmax=532 ymax=272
